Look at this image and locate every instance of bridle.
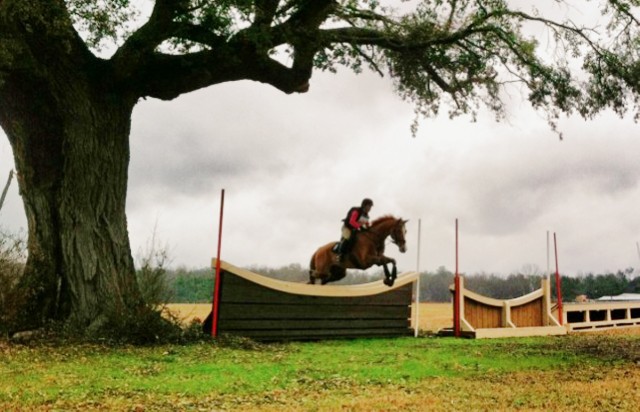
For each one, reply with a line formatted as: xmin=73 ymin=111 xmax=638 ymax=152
xmin=363 ymin=218 xmax=407 ymax=252
xmin=390 ymin=220 xmax=407 ymax=250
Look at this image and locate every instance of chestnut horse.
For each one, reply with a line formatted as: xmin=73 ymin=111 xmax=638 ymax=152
xmin=309 ymin=216 xmax=408 ymax=286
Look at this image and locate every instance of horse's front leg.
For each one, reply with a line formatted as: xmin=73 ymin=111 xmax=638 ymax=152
xmin=376 ymin=256 xmax=397 ymax=287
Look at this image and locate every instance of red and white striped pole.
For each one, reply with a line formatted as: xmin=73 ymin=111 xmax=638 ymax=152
xmin=211 ymin=189 xmax=225 ymax=337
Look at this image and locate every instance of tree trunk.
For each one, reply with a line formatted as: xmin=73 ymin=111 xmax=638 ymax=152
xmin=0 ymin=69 xmax=142 ymax=331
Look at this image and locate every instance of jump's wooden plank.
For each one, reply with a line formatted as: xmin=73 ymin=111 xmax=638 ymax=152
xmin=218 ymin=302 xmax=412 ymax=320
xmin=209 ymin=260 xmax=417 ymax=341
xmin=511 ymin=299 xmax=543 ymax=327
xmin=473 ymin=326 xmax=566 ymax=339
xmin=563 ymin=300 xmax=640 ymax=332
xmin=220 ymin=272 xmax=413 ymax=306
xmin=213 ymin=259 xmax=420 ymax=297
xmin=222 ymin=327 xmax=414 ymax=340
xmin=448 ymin=278 xmax=567 ymax=338
xmin=219 ymin=318 xmax=411 ymax=330
xmin=465 ymin=298 xmax=500 ymax=329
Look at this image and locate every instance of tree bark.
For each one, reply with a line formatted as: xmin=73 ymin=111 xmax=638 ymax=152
xmin=0 ymin=67 xmax=141 ymax=331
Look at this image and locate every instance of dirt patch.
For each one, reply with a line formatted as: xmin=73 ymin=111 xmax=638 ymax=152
xmin=544 ymin=333 xmax=640 ymax=364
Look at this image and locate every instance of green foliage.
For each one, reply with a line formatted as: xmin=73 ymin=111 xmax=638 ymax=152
xmin=49 ymin=0 xmax=640 ymax=128
xmin=66 ymin=0 xmax=139 ymax=50
xmin=163 ymin=263 xmax=393 ymax=304
xmin=419 ymin=266 xmax=454 ymax=302
xmin=168 ymin=267 xmax=214 ymax=303
xmin=68 ymin=233 xmax=207 ymax=344
xmin=384 ymin=0 xmax=592 ymax=135
xmin=248 ymin=263 xmax=309 ymax=283
xmin=557 ymin=268 xmax=636 ymax=300
xmin=628 ymin=276 xmax=640 ymax=293
xmin=419 ymin=266 xmax=638 ymax=302
xmin=135 ymin=238 xmax=173 ymax=307
xmin=87 ymin=305 xmax=201 ymax=345
xmin=162 ymin=263 xmax=639 ymax=304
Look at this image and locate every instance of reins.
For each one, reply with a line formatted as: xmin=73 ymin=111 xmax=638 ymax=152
xmin=363 ymin=217 xmax=405 ymax=249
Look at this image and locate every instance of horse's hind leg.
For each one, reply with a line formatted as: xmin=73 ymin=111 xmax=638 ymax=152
xmin=308 ymin=254 xmax=317 ymax=284
xmin=333 ymin=266 xmax=347 ymax=282
xmin=309 ymin=269 xmax=328 ymax=284
xmin=322 ymin=266 xmax=346 ymax=285
xmin=309 ymin=267 xmax=323 ymax=284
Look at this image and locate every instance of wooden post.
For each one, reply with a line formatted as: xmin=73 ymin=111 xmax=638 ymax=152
xmin=546 ymin=231 xmax=550 ymax=282
xmin=553 ymin=232 xmax=563 ymax=326
xmin=454 ymin=218 xmax=461 ymax=337
xmin=211 ymin=189 xmax=225 ymax=337
xmin=414 ymin=218 xmax=422 ymax=337
xmin=0 ymin=170 xmax=14 ymax=213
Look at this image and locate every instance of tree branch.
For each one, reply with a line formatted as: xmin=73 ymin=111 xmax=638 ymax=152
xmin=132 ymin=41 xmax=314 ymax=100
xmin=287 ymin=0 xmax=337 ymax=29
xmin=254 ymin=0 xmax=281 ymax=26
xmin=100 ymin=0 xmax=639 ymax=117
xmin=111 ymin=0 xmax=185 ymax=74
xmin=318 ymin=24 xmax=499 ymax=51
xmin=609 ymin=0 xmax=640 ymax=26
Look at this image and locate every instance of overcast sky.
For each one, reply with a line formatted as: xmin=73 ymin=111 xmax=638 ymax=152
xmin=1 ymin=1 xmax=640 ymax=277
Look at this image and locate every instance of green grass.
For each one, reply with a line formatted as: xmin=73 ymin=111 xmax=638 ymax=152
xmin=1 ymin=334 xmax=638 ymax=410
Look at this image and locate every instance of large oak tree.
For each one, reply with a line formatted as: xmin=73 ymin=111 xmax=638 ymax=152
xmin=0 ymin=0 xmax=638 ymax=334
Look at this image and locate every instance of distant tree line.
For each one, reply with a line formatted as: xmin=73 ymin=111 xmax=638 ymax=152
xmin=161 ymin=265 xmax=640 ymax=303
xmin=163 ymin=267 xmax=215 ymax=303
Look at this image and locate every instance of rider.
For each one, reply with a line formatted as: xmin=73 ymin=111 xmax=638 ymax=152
xmin=334 ymin=198 xmax=373 ymax=260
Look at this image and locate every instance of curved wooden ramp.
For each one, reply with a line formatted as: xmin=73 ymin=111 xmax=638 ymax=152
xmin=204 ymin=260 xmax=420 ymax=341
xmin=446 ymin=276 xmax=566 ymax=339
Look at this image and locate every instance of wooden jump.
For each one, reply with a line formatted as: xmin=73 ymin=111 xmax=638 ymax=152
xmin=204 ymin=260 xmax=420 ymax=341
xmin=446 ymin=276 xmax=567 ymax=339
xmin=563 ymin=300 xmax=640 ymax=332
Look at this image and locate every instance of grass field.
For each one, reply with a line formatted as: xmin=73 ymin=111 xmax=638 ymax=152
xmin=2 ymin=303 xmax=639 ymax=411
xmin=165 ymin=302 xmax=453 ymax=333
xmin=1 ymin=332 xmax=639 ymax=411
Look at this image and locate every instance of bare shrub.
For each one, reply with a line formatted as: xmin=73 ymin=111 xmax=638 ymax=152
xmin=135 ymin=227 xmax=173 ymax=307
xmin=0 ymin=228 xmax=27 ymax=336
xmin=83 ymin=234 xmax=200 ymax=344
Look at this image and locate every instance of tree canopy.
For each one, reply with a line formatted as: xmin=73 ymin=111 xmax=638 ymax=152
xmin=60 ymin=1 xmax=640 ymax=128
xmin=5 ymin=1 xmax=638 ymax=127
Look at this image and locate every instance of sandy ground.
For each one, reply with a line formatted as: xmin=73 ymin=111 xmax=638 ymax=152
xmin=166 ymin=302 xmax=454 ymax=333
xmin=165 ymin=301 xmax=640 ymax=336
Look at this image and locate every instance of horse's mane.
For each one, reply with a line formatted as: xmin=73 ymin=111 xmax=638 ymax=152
xmin=371 ymin=215 xmax=399 ymax=226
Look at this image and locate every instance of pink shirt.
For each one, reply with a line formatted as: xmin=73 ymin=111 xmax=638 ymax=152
xmin=348 ymin=209 xmax=365 ymax=229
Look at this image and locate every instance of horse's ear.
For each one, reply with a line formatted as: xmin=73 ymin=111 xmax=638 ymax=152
xmin=403 ymin=219 xmax=409 ymax=224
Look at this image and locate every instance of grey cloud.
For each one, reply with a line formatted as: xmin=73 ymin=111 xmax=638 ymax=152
xmin=3 ymin=42 xmax=640 ymax=276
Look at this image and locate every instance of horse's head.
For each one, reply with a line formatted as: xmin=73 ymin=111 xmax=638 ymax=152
xmin=390 ymin=218 xmax=408 ymax=253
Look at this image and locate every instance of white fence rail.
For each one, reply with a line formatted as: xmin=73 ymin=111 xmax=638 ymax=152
xmin=562 ymin=301 xmax=640 ymax=332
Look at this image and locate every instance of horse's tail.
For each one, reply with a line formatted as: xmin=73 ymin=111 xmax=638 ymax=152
xmin=308 ymin=252 xmax=317 ymax=284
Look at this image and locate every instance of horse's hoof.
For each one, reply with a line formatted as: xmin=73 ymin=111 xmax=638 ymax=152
xmin=383 ymin=277 xmax=394 ymax=287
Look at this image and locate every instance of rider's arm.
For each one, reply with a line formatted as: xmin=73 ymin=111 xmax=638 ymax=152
xmin=348 ymin=210 xmax=362 ymax=229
